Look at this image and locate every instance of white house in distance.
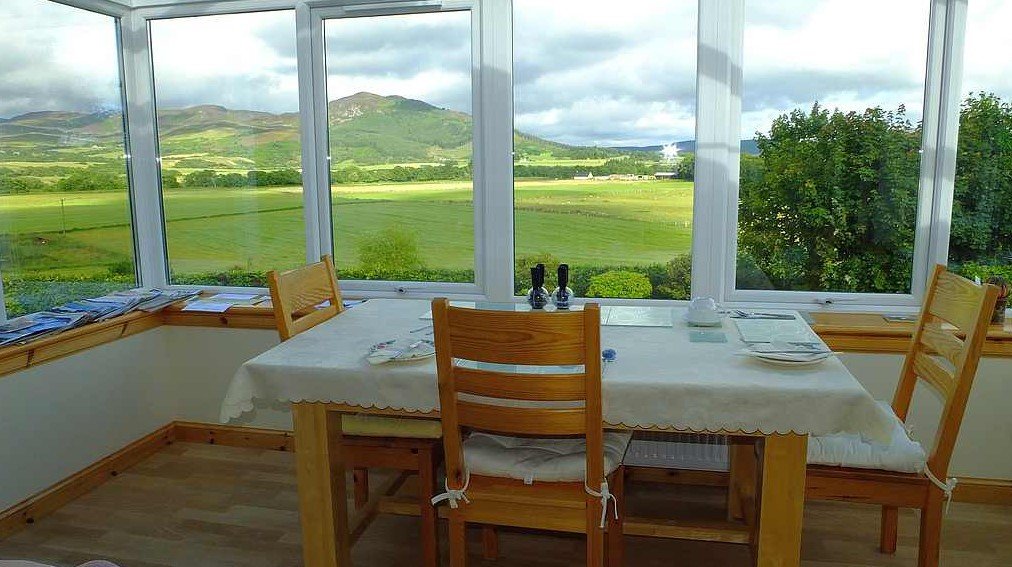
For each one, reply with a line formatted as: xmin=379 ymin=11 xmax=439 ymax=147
xmin=573 ymin=171 xmax=594 ymax=180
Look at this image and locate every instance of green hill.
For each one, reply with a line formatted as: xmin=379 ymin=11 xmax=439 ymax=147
xmin=0 ymin=92 xmax=625 ymax=171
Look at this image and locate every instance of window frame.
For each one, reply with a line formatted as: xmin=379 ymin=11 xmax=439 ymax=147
xmin=721 ymin=0 xmax=951 ymax=312
xmin=2 ymin=0 xmax=987 ymax=315
xmin=307 ymin=0 xmax=496 ymax=300
xmin=0 ymin=0 xmax=140 ymax=321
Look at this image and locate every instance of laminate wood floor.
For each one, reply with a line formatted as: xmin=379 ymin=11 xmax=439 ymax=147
xmin=1 ymin=443 xmax=1008 ymax=566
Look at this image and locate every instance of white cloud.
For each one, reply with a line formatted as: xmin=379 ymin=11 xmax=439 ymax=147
xmin=149 ymin=11 xmax=298 ymax=113
xmin=2 ymin=0 xmax=1011 ymax=148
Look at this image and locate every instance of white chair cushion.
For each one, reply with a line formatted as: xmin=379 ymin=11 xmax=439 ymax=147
xmin=807 ymin=401 xmax=927 ymax=473
xmin=463 ymin=432 xmax=632 ymax=482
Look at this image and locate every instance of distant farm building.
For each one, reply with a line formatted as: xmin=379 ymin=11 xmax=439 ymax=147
xmin=655 ymin=172 xmax=678 ymax=179
xmin=573 ymin=172 xmax=594 ymax=180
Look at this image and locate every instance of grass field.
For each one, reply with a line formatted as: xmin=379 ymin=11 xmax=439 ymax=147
xmin=0 ymin=178 xmax=694 ymax=280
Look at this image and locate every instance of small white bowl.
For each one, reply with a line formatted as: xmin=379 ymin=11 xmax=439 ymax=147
xmin=684 ymin=310 xmax=722 ymax=327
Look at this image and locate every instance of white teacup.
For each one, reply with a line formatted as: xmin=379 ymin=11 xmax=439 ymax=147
xmin=686 ymin=296 xmax=721 ymax=326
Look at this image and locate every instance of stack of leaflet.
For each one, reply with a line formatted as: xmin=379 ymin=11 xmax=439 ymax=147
xmin=0 ymin=311 xmax=91 ymax=346
xmin=54 ymin=294 xmax=145 ymax=322
xmin=112 ymin=288 xmax=201 ymax=312
xmin=0 ymin=288 xmax=200 ymax=347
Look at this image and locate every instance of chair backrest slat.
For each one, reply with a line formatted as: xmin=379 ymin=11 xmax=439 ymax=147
xmin=444 ymin=307 xmax=587 ymax=366
xmin=892 ymin=264 xmax=999 ymax=477
xmin=454 ymin=367 xmax=587 ymax=401
xmin=432 ymin=299 xmax=604 ymax=489
xmin=911 ymin=351 xmax=956 ymax=400
xmin=267 ymin=255 xmax=343 ymax=341
xmin=918 ymin=324 xmax=965 ymax=366
xmin=456 ymin=402 xmax=587 ymax=435
xmin=927 ymin=270 xmax=987 ymax=331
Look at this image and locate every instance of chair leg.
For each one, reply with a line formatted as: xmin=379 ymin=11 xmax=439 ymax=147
xmin=606 ymin=468 xmax=625 ymax=567
xmin=727 ymin=441 xmax=755 ymax=521
xmin=880 ymin=506 xmax=899 ymax=554
xmin=449 ymin=513 xmax=468 ymax=567
xmin=918 ymin=489 xmax=945 ymax=567
xmin=353 ymin=468 xmax=369 ymax=510
xmin=481 ymin=526 xmax=499 ymax=560
xmin=417 ymin=448 xmax=440 ymax=567
xmin=587 ymin=493 xmax=605 ymax=567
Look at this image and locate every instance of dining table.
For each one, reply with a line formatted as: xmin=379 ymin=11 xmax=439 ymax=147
xmin=221 ymin=299 xmax=895 ymax=567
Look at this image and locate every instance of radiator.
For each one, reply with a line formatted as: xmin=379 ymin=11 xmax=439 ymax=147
xmin=623 ymin=433 xmax=729 ymax=471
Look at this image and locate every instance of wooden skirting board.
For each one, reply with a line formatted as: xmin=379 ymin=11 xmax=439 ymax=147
xmin=2 ymin=421 xmax=1010 ymax=544
xmin=0 ymin=423 xmax=175 ymax=540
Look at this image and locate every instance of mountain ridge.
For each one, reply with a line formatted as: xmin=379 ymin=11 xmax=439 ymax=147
xmin=0 ymin=92 xmax=689 ymax=167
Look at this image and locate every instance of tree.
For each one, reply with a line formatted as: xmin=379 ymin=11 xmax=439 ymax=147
xmin=950 ymin=93 xmax=1012 ymax=266
xmin=737 ymin=104 xmax=921 ymax=293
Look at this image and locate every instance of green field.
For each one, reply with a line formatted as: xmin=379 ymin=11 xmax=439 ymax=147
xmin=0 ymin=178 xmax=694 ymax=280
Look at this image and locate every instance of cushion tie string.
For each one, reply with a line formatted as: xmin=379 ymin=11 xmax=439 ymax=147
xmin=923 ymin=466 xmax=958 ymax=514
xmin=431 ymin=470 xmax=470 ymax=509
xmin=584 ymin=480 xmax=619 ymax=529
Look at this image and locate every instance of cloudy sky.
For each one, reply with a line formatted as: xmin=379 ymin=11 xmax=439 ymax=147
xmin=1 ymin=0 xmax=1011 ymax=147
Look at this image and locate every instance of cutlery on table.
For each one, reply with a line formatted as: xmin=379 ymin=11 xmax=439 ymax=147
xmin=732 ymin=310 xmax=796 ymax=320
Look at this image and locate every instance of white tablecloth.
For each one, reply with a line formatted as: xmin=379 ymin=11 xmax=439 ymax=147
xmin=221 ymin=299 xmax=894 ymax=441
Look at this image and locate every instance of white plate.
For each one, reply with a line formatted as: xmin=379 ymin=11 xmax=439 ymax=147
xmin=367 ymin=338 xmax=436 ymax=364
xmin=744 ymin=348 xmax=832 ymax=367
xmin=749 ymin=355 xmax=829 ymax=368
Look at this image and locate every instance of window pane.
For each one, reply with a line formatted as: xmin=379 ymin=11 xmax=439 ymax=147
xmin=0 ymin=0 xmax=135 ymax=317
xmin=736 ymin=1 xmax=928 ymax=294
xmin=151 ymin=11 xmax=304 ymax=286
xmin=324 ymin=11 xmax=474 ymax=283
xmin=512 ymin=0 xmax=696 ymax=300
xmin=948 ymin=1 xmax=1012 ymax=287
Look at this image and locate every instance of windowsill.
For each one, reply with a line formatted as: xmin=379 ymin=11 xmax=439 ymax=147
xmin=1 ymin=298 xmax=1009 ymax=379
xmin=809 ymin=312 xmax=1012 ymax=356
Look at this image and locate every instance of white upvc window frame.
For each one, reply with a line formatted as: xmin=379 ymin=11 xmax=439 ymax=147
xmin=718 ymin=0 xmax=958 ymax=313
xmin=1 ymin=0 xmax=982 ymax=314
xmin=304 ymin=0 xmax=501 ymax=302
xmin=0 ymin=0 xmax=142 ymax=323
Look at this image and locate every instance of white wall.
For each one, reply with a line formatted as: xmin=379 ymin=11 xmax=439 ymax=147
xmin=840 ymin=354 xmax=1012 ymax=479
xmin=0 ymin=330 xmax=175 ymax=510
xmin=2 ymin=327 xmax=1010 ymax=510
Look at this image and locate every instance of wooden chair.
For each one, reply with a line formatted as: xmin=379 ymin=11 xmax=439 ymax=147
xmin=430 ymin=299 xmax=628 ymax=567
xmin=268 ymin=255 xmax=443 ymax=567
xmin=803 ymin=265 xmax=1000 ymax=567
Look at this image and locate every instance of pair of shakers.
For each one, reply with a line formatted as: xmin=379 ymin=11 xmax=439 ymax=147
xmin=527 ymin=263 xmax=574 ymax=309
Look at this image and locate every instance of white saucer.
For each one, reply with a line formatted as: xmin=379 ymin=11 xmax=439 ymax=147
xmin=683 ymin=312 xmax=722 ymax=327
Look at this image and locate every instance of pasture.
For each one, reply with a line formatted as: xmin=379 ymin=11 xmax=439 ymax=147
xmin=0 ymin=178 xmax=694 ymax=280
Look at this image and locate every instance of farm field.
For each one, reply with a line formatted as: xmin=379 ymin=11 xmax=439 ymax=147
xmin=0 ymin=178 xmax=694 ymax=282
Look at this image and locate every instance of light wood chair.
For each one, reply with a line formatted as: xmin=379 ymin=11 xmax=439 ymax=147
xmin=268 ymin=255 xmax=443 ymax=567
xmin=803 ymin=265 xmax=1000 ymax=567
xmin=430 ymin=299 xmax=628 ymax=567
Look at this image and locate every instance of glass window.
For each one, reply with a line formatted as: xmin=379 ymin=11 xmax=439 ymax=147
xmin=323 ymin=11 xmax=474 ymax=284
xmin=512 ymin=0 xmax=697 ymax=300
xmin=948 ymin=0 xmax=1012 ymax=285
xmin=150 ymin=11 xmax=304 ymax=286
xmin=0 ymin=0 xmax=136 ymax=318
xmin=736 ymin=0 xmax=929 ymax=295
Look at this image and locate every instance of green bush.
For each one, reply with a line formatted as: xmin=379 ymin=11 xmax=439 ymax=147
xmin=953 ymin=261 xmax=1012 ymax=284
xmin=586 ymin=270 xmax=653 ymax=299
xmin=355 ymin=226 xmax=425 ymax=274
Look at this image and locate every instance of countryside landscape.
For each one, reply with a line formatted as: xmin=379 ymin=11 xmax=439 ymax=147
xmin=2 ymin=91 xmax=1010 ymax=316
xmin=0 ymin=92 xmax=697 ymax=314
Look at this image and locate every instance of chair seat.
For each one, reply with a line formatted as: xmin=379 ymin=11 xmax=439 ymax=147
xmin=807 ymin=401 xmax=926 ymax=473
xmin=343 ymin=415 xmax=442 ymax=439
xmin=463 ymin=432 xmax=632 ymax=482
